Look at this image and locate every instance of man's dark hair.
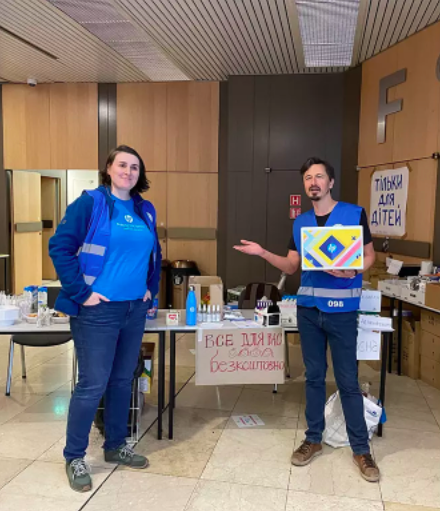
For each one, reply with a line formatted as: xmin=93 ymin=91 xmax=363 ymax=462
xmin=300 ymin=157 xmax=335 ymax=181
xmin=100 ymin=145 xmax=150 ymax=195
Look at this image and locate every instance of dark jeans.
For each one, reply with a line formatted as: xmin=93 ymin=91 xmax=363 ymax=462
xmin=297 ymin=306 xmax=369 ymax=455
xmin=64 ymin=299 xmax=148 ymax=461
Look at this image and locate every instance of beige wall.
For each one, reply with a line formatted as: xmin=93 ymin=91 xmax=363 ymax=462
xmin=358 ymin=22 xmax=440 ymax=262
xmin=117 ymin=82 xmax=219 ymax=275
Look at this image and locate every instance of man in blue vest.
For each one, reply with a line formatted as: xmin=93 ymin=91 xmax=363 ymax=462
xmin=234 ymin=157 xmax=379 ymax=482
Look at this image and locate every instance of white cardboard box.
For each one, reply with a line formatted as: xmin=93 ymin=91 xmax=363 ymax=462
xmin=378 ymin=279 xmax=402 ymax=298
xmin=400 ymin=287 xmax=426 ymax=306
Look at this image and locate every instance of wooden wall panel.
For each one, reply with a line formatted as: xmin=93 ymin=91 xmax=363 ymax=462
xmin=359 ymin=22 xmax=440 ymax=167
xmin=167 ymin=173 xmax=218 ymax=228
xmin=402 ymin=159 xmax=436 ymax=244
xmin=141 ymin=172 xmax=167 ymax=229
xmin=117 ymin=84 xmax=167 ymax=171
xmin=358 ymin=22 xmax=440 ymax=264
xmin=358 ymin=46 xmax=398 ymax=167
xmin=357 ymin=164 xmax=388 ymax=214
xmin=167 ymin=240 xmax=217 ymax=275
xmin=167 ymin=82 xmax=219 ymax=172
xmin=393 ymin=24 xmax=440 ymax=162
xmin=2 ymin=85 xmax=51 ymax=169
xmin=3 ymin=83 xmax=98 ymax=170
xmin=50 ymin=83 xmax=98 ymax=169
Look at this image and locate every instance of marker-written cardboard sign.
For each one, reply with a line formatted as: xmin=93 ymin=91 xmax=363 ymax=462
xmin=358 ymin=315 xmax=393 ymax=332
xmin=196 ymin=327 xmax=285 ymax=386
xmin=357 ymin=329 xmax=381 ymax=360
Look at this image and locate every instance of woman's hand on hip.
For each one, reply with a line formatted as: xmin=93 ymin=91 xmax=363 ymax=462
xmin=143 ymin=290 xmax=152 ymax=302
xmin=83 ymin=292 xmax=109 ymax=306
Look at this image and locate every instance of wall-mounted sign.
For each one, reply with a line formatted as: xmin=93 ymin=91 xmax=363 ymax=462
xmin=290 ymin=195 xmax=301 ymax=206
xmin=377 ymin=68 xmax=406 ymax=144
xmin=290 ymin=207 xmax=301 ymax=219
xmin=370 ymin=166 xmax=409 ymax=237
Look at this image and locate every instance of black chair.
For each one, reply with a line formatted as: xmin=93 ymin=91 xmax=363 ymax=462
xmin=238 ymin=282 xmax=282 ymax=309
xmin=6 ymin=333 xmax=74 ymax=396
xmin=5 ymin=286 xmax=75 ymax=396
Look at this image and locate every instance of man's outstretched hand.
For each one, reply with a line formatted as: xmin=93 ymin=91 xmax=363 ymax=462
xmin=233 ymin=240 xmax=265 ymax=257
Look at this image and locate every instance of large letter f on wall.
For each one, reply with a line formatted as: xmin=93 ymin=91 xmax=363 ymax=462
xmin=377 ymin=69 xmax=406 ymax=144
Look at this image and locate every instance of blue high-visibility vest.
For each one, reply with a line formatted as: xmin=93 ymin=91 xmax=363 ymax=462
xmin=293 ymin=202 xmax=363 ymax=313
xmin=78 ymin=189 xmax=158 ymax=286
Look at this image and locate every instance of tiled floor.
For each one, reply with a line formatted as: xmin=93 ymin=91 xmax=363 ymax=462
xmin=0 ymin=333 xmax=439 ymax=511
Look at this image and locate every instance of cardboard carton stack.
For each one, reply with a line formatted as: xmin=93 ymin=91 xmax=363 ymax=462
xmin=366 ymin=260 xmax=389 ymax=290
xmin=420 ymin=310 xmax=440 ymax=390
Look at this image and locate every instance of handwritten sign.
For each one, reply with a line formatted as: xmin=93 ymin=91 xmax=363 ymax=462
xmin=196 ymin=327 xmax=285 ymax=385
xmin=359 ymin=290 xmax=382 ymax=312
xmin=370 ymin=167 xmax=409 ymax=236
xmin=358 ymin=314 xmax=393 ymax=332
xmin=357 ymin=329 xmax=381 ymax=360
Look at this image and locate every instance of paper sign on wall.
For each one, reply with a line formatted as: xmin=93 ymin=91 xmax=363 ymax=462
xmin=357 ymin=329 xmax=381 ymax=360
xmin=370 ymin=167 xmax=409 ymax=237
xmin=196 ymin=327 xmax=285 ymax=386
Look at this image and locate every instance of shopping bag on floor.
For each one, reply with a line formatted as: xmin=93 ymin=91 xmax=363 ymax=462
xmin=322 ymin=390 xmax=383 ymax=448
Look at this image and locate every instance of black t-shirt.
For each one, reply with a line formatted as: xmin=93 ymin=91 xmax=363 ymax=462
xmin=288 ymin=208 xmax=372 ymax=252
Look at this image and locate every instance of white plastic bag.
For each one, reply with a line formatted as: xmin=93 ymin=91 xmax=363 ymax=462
xmin=322 ymin=391 xmax=382 ymax=448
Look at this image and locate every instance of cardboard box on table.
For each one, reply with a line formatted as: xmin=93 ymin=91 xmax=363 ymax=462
xmin=425 ymin=283 xmax=440 ymax=310
xmin=189 ymin=276 xmax=223 ymax=311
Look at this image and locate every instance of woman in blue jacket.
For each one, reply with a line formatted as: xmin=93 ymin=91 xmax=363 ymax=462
xmin=49 ymin=145 xmax=161 ymax=492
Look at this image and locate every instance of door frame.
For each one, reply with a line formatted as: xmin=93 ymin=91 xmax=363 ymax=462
xmin=6 ymin=169 xmax=67 ymax=292
xmin=6 ymin=169 xmax=67 ymax=219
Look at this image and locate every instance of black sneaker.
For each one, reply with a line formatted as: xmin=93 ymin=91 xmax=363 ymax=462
xmin=65 ymin=458 xmax=92 ymax=492
xmin=104 ymin=444 xmax=149 ymax=469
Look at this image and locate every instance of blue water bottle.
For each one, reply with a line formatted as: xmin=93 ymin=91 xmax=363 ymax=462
xmin=186 ymin=286 xmax=197 ymax=326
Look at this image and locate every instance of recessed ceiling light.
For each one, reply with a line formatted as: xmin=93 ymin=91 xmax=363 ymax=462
xmin=295 ymin=0 xmax=360 ymax=67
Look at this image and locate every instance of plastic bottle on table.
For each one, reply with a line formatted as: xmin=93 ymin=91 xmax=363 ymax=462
xmin=186 ymin=286 xmax=197 ymax=326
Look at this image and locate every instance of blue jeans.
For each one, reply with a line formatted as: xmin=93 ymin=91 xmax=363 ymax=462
xmin=297 ymin=306 xmax=369 ymax=455
xmin=64 ymin=299 xmax=148 ymax=461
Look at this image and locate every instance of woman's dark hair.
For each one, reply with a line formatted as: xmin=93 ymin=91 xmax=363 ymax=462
xmin=300 ymin=157 xmax=335 ymax=181
xmin=100 ymin=145 xmax=150 ymax=195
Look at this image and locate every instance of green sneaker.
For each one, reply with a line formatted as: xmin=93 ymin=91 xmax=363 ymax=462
xmin=65 ymin=458 xmax=92 ymax=493
xmin=104 ymin=444 xmax=149 ymax=469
